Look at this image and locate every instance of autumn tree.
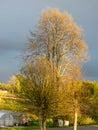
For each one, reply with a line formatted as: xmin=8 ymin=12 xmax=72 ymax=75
xmin=87 ymin=81 xmax=98 ymax=120
xmin=17 ymin=8 xmax=88 ymax=130
xmin=21 ymin=58 xmax=63 ymax=129
xmin=63 ymin=80 xmax=95 ymax=130
xmin=27 ymin=8 xmax=88 ymax=79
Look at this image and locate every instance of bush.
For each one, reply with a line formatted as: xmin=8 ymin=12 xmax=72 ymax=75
xmin=79 ymin=116 xmax=95 ymax=125
xmin=46 ymin=119 xmax=53 ymax=128
xmin=28 ymin=118 xmax=39 ymax=126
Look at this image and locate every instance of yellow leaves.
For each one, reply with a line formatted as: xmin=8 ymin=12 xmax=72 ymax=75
xmin=37 ymin=7 xmax=88 ymax=62
xmin=41 ymin=8 xmax=62 ymax=20
xmin=39 ymin=8 xmax=70 ymax=34
xmin=19 ymin=7 xmax=89 ymax=120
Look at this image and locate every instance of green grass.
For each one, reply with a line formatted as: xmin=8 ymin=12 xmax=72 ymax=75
xmin=0 ymin=126 xmax=39 ymax=130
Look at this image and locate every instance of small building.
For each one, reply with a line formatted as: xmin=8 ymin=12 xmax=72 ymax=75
xmin=58 ymin=119 xmax=69 ymax=127
xmin=0 ymin=110 xmax=28 ymax=127
xmin=58 ymin=119 xmax=63 ymax=127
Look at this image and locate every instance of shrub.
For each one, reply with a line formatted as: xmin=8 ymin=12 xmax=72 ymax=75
xmin=79 ymin=116 xmax=95 ymax=125
xmin=28 ymin=118 xmax=39 ymax=126
xmin=46 ymin=119 xmax=53 ymax=128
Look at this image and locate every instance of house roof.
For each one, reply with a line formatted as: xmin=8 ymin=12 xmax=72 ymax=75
xmin=0 ymin=110 xmax=9 ymax=118
xmin=0 ymin=110 xmax=27 ymax=118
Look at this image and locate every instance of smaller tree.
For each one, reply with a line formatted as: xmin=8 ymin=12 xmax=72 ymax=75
xmin=87 ymin=81 xmax=98 ymax=120
xmin=64 ymin=80 xmax=95 ymax=130
xmin=14 ymin=57 xmax=62 ymax=130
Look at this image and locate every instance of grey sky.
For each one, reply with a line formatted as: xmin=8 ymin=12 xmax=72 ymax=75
xmin=0 ymin=0 xmax=98 ymax=82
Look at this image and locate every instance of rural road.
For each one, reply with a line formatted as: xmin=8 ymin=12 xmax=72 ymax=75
xmin=48 ymin=126 xmax=98 ymax=130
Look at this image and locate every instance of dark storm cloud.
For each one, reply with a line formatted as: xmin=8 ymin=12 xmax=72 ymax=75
xmin=84 ymin=63 xmax=98 ymax=78
xmin=0 ymin=0 xmax=98 ymax=82
xmin=0 ymin=0 xmax=36 ymax=51
xmin=0 ymin=14 xmax=31 ymax=51
xmin=0 ymin=39 xmax=24 ymax=51
xmin=0 ymin=50 xmax=20 ymax=82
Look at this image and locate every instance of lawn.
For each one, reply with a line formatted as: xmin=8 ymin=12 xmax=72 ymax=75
xmin=0 ymin=126 xmax=98 ymax=130
xmin=0 ymin=126 xmax=39 ymax=130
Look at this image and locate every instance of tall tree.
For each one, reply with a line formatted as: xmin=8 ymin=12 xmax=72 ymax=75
xmin=21 ymin=8 xmax=88 ymax=130
xmin=27 ymin=8 xmax=88 ymax=80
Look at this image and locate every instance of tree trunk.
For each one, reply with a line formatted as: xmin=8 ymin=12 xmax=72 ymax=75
xmin=42 ymin=119 xmax=46 ymax=130
xmin=73 ymin=109 xmax=78 ymax=130
xmin=38 ymin=113 xmax=46 ymax=130
xmin=53 ymin=116 xmax=58 ymax=127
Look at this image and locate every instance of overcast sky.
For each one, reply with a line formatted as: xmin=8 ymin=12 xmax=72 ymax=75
xmin=0 ymin=0 xmax=98 ymax=82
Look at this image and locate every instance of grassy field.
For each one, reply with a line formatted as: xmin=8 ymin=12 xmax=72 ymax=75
xmin=0 ymin=126 xmax=39 ymax=130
